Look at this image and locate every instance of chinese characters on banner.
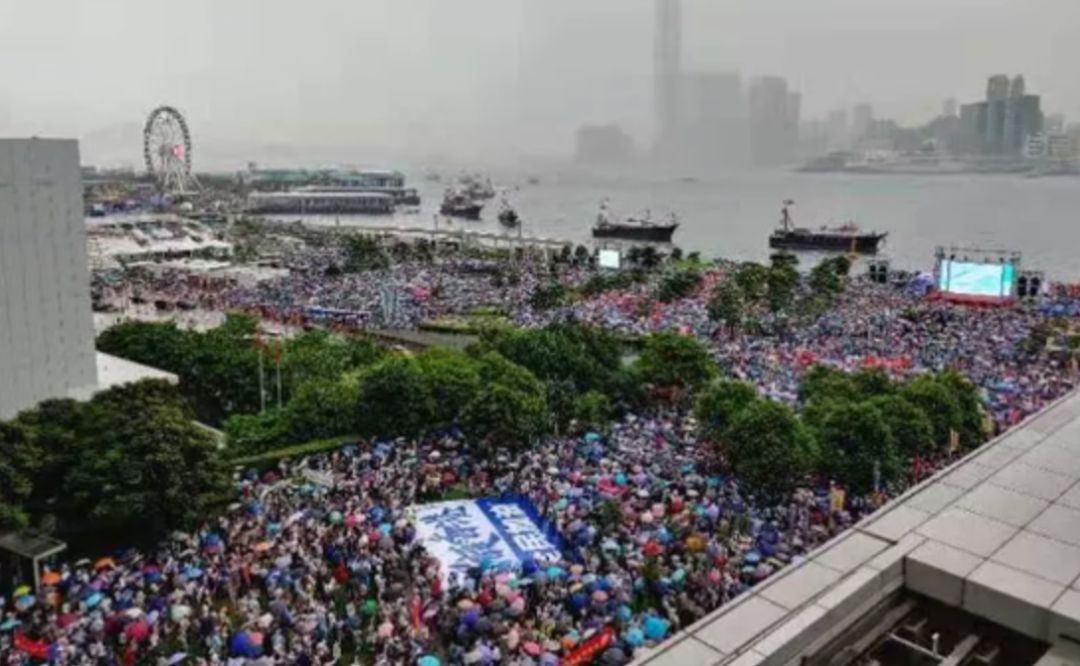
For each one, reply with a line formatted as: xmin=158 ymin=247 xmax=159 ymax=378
xmin=414 ymin=499 xmax=564 ymax=582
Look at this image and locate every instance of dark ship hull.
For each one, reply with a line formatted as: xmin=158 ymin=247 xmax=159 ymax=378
xmin=769 ymin=230 xmax=885 ymax=253
xmin=441 ymin=203 xmax=483 ymax=220
xmin=592 ymin=224 xmax=677 ymax=242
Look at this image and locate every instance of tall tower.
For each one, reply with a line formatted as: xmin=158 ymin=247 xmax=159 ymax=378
xmin=654 ymin=0 xmax=683 ymax=154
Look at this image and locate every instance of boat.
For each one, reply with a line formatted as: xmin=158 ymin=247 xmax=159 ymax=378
xmin=440 ymin=190 xmax=483 ymax=220
xmin=768 ymin=200 xmax=885 ymax=253
xmin=591 ymin=201 xmax=678 ymax=243
xmin=497 ymin=200 xmax=521 ymax=228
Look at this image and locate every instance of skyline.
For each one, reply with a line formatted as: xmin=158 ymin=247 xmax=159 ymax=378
xmin=1 ymin=0 xmax=1078 ymax=167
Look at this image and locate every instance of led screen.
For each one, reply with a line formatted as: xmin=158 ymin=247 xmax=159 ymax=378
xmin=598 ymin=249 xmax=621 ymax=269
xmin=937 ymin=260 xmax=1015 ymax=298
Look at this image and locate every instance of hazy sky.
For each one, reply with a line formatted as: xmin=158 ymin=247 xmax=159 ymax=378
xmin=1 ymin=0 xmax=1077 ymax=167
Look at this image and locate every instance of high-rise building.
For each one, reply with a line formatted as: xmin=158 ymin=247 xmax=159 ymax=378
xmin=747 ymin=76 xmax=799 ymax=166
xmin=574 ymin=124 xmax=636 ymax=164
xmin=852 ymin=103 xmax=874 ymax=142
xmin=958 ymin=74 xmax=1043 ymax=156
xmin=0 ymin=139 xmax=97 ymax=419
xmin=943 ymin=98 xmax=958 ymax=118
xmin=826 ymin=108 xmax=849 ymax=150
xmin=654 ymin=0 xmax=682 ymax=155
xmin=679 ymin=71 xmax=746 ymax=166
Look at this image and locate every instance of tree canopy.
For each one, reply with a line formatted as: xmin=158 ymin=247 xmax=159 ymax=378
xmin=634 ymin=332 xmax=716 ymax=391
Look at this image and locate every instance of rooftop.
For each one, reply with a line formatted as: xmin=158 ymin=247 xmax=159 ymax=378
xmin=635 ymin=388 xmax=1080 ymax=666
xmin=95 ymin=352 xmax=179 ymax=391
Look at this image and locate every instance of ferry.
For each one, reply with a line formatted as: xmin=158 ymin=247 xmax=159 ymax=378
xmin=768 ymin=200 xmax=885 ymax=253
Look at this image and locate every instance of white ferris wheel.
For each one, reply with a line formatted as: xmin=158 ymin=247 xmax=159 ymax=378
xmin=143 ymin=105 xmax=200 ymax=195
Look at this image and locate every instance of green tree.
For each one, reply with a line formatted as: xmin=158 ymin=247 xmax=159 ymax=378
xmin=934 ymin=371 xmax=986 ymax=450
xmin=284 ymin=377 xmax=361 ymax=442
xmin=732 ymin=262 xmax=770 ymax=303
xmin=798 ymin=365 xmax=859 ymax=405
xmin=461 ymin=384 xmax=548 ymax=450
xmin=814 ymin=401 xmax=901 ymax=493
xmin=721 ymin=399 xmax=819 ymax=497
xmin=635 ymin=332 xmax=716 ymax=391
xmin=707 ymin=280 xmax=745 ymax=332
xmin=572 ymin=391 xmax=612 ymax=434
xmin=357 ymin=356 xmax=435 ymax=438
xmin=809 ymin=257 xmax=844 ymax=296
xmin=283 ymin=331 xmax=382 ymax=394
xmin=866 ymin=395 xmax=935 ymax=457
xmin=416 ymin=348 xmax=482 ymax=428
xmin=656 ymin=267 xmax=703 ymax=303
xmin=695 ymin=380 xmax=758 ymax=439
xmin=66 ymin=380 xmax=230 ymax=534
xmin=766 ymin=261 xmax=799 ymax=312
xmin=899 ymin=375 xmax=963 ymax=448
xmin=851 ymin=368 xmax=895 ymax=399
xmin=489 ymin=323 xmax=621 ymax=394
xmin=224 ymin=409 xmax=292 ymax=455
xmin=473 ymin=352 xmax=547 ymax=399
xmin=0 ymin=422 xmax=37 ymax=529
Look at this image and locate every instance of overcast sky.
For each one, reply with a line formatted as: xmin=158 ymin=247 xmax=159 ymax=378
xmin=1 ymin=0 xmax=1077 ymax=167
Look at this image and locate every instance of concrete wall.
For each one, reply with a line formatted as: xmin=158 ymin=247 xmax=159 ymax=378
xmin=0 ymin=139 xmax=97 ymax=418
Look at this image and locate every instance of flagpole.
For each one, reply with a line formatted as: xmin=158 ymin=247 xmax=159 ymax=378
xmin=276 ymin=345 xmax=283 ymax=410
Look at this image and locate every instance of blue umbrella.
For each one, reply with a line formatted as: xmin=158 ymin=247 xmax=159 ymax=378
xmin=229 ymin=632 xmax=261 ymax=658
xmin=625 ymin=627 xmax=645 ymax=647
xmin=643 ymin=616 xmax=669 ymax=641
xmin=744 ymin=550 xmax=762 ymax=564
xmin=0 ymin=619 xmax=21 ymax=631
xmin=418 ymin=656 xmax=440 ymax=666
xmin=85 ymin=592 xmax=103 ymax=608
xmin=584 ymin=432 xmax=601 ymax=443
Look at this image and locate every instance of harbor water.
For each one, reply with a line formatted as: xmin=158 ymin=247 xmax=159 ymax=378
xmin=300 ymin=169 xmax=1080 ymax=280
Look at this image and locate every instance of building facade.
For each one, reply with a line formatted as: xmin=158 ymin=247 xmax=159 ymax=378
xmin=574 ymin=124 xmax=636 ymax=164
xmin=653 ymin=0 xmax=683 ymax=156
xmin=0 ymin=139 xmax=97 ymax=419
xmin=748 ymin=76 xmax=799 ymax=166
xmin=678 ymin=71 xmax=747 ymax=166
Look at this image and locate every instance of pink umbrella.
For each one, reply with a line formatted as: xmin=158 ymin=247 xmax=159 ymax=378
xmin=523 ymin=641 xmax=542 ymax=656
xmin=377 ymin=622 xmax=394 ymax=640
xmin=125 ymin=620 xmax=150 ymax=642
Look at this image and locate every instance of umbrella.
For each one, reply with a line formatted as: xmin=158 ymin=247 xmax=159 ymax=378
xmin=94 ymin=557 xmax=115 ymax=571
xmin=229 ymin=632 xmax=262 ymax=658
xmin=523 ymin=641 xmax=542 ymax=656
xmin=41 ymin=572 xmax=62 ymax=586
xmin=625 ymin=628 xmax=644 ymax=647
xmin=0 ymin=619 xmax=21 ymax=632
xmin=418 ymin=656 xmax=441 ymax=666
xmin=13 ymin=585 xmax=30 ymax=597
xmin=253 ymin=542 xmax=272 ymax=553
xmin=167 ymin=653 xmax=188 ymax=665
xmin=125 ymin=620 xmax=150 ymax=642
xmin=170 ymin=605 xmax=192 ymax=622
xmin=15 ymin=595 xmax=35 ymax=611
xmin=643 ymin=616 xmax=669 ymax=641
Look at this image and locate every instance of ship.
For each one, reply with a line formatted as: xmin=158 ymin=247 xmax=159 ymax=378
xmin=497 ymin=200 xmax=521 ymax=228
xmin=459 ymin=173 xmax=496 ymax=200
xmin=591 ymin=201 xmax=678 ymax=243
xmin=440 ymin=190 xmax=483 ymax=220
xmin=768 ymin=200 xmax=885 ymax=253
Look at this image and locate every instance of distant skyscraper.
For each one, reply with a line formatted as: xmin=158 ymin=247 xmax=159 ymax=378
xmin=654 ymin=0 xmax=683 ymax=155
xmin=826 ymin=108 xmax=849 ymax=150
xmin=748 ymin=76 xmax=799 ymax=166
xmin=987 ymin=75 xmax=1010 ymax=100
xmin=852 ymin=103 xmax=874 ymax=141
xmin=575 ymin=124 xmax=636 ymax=164
xmin=943 ymin=98 xmax=958 ymax=118
xmin=959 ymin=74 xmax=1043 ymax=156
xmin=679 ymin=71 xmax=747 ymax=166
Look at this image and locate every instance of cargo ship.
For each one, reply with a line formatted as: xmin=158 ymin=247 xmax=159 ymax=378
xmin=591 ymin=201 xmax=678 ymax=243
xmin=768 ymin=200 xmax=885 ymax=253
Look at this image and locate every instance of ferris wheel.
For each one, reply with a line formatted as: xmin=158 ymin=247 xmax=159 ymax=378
xmin=143 ymin=105 xmax=199 ymax=195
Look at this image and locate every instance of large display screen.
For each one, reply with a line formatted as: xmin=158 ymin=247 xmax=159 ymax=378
xmin=598 ymin=249 xmax=621 ymax=269
xmin=937 ymin=260 xmax=1016 ymax=298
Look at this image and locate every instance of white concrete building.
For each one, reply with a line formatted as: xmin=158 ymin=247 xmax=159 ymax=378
xmin=0 ymin=138 xmax=98 ymax=418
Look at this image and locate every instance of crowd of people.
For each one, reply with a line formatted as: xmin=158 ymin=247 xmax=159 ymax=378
xmin=3 ymin=413 xmax=896 ymax=666
xmin=95 ymin=239 xmax=1078 ymax=432
xmin=42 ymin=235 xmax=1078 ymax=664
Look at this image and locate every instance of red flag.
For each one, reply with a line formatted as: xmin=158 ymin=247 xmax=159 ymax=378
xmin=14 ymin=633 xmax=50 ymax=660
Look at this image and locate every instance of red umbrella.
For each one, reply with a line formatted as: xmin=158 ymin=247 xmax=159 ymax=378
xmin=125 ymin=620 xmax=150 ymax=643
